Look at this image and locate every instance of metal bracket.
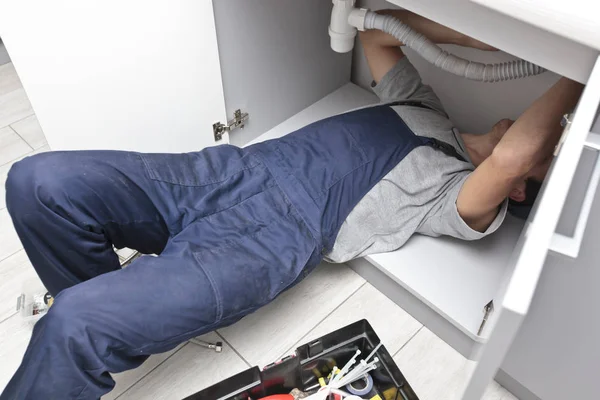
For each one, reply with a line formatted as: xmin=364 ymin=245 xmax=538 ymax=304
xmin=192 ymin=339 xmax=223 ymax=353
xmin=554 ymin=112 xmax=574 ymax=156
xmin=477 ymin=300 xmax=495 ymax=336
xmin=213 ymin=109 xmax=249 ymax=141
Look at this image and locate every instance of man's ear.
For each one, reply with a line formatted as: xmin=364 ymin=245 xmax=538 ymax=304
xmin=509 ymin=182 xmax=527 ymax=202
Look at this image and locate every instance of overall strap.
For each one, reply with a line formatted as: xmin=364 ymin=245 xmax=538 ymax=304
xmin=386 ymin=100 xmax=467 ymax=163
xmin=426 ymin=137 xmax=467 ymax=162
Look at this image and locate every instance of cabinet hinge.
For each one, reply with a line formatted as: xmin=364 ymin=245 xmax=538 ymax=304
xmin=477 ymin=300 xmax=494 ymax=336
xmin=213 ymin=109 xmax=249 ymax=141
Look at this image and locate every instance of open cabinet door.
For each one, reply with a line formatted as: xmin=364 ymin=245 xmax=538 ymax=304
xmin=462 ymin=56 xmax=600 ymax=399
xmin=0 ymin=1 xmax=227 ymax=152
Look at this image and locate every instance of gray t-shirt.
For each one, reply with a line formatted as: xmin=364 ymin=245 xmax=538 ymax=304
xmin=326 ymin=57 xmax=507 ymax=263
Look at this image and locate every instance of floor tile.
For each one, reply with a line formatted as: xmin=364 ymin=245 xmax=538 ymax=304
xmin=0 ymin=63 xmax=22 ymax=97
xmin=0 ymin=208 xmax=22 ymax=262
xmin=115 ymin=333 xmax=249 ymax=400
xmin=218 ymin=262 xmax=365 ymax=367
xmin=480 ymin=380 xmax=519 ymax=400
xmin=0 ymin=297 xmax=186 ymax=400
xmin=102 ymin=343 xmax=186 ymax=400
xmin=393 ymin=327 xmax=470 ymax=400
xmin=0 ymin=314 xmax=34 ymax=392
xmin=393 ymin=328 xmax=516 ymax=400
xmin=10 ymin=115 xmax=46 ymax=149
xmin=0 ymin=89 xmax=33 ymax=129
xmin=0 ymin=250 xmax=38 ymax=323
xmin=0 ymin=126 xmax=31 ymax=166
xmin=0 ymin=322 xmax=238 ymax=399
xmin=115 ymin=247 xmax=138 ymax=264
xmin=0 ymin=144 xmax=50 ymax=210
xmin=285 ymin=283 xmax=422 ymax=358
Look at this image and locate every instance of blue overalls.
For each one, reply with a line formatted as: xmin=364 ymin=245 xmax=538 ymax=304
xmin=2 ymin=104 xmax=433 ymax=399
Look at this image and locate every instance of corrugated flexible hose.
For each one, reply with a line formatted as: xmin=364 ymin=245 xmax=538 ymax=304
xmin=364 ymin=11 xmax=546 ymax=82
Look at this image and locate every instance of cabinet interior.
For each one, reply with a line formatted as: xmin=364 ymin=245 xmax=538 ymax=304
xmin=235 ymin=4 xmax=567 ymax=349
xmin=246 ymin=80 xmax=531 ymax=347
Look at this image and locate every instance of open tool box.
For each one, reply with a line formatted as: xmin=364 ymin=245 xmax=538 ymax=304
xmin=184 ymin=320 xmax=418 ymax=400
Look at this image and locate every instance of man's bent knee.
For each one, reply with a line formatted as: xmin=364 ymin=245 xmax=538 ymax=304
xmin=7 ymin=154 xmax=59 ymax=211
xmin=45 ymin=285 xmax=109 ymax=347
xmin=6 ymin=152 xmax=82 ymax=218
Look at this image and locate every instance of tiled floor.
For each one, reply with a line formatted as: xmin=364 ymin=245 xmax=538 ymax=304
xmin=0 ymin=63 xmax=518 ymax=399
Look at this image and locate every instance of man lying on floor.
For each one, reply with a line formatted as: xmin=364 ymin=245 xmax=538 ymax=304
xmin=1 ymin=10 xmax=582 ymax=400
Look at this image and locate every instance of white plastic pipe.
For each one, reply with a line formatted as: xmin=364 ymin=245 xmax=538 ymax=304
xmin=364 ymin=12 xmax=545 ymax=82
xmin=329 ymin=0 xmax=358 ymax=53
xmin=329 ymin=5 xmax=546 ymax=82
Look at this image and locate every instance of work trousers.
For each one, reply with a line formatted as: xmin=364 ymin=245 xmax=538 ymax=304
xmin=2 ymin=147 xmax=320 ymax=399
xmin=2 ymin=103 xmax=428 ymax=399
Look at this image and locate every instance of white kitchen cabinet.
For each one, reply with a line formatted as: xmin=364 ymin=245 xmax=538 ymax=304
xmin=460 ymin=56 xmax=600 ymax=400
xmin=497 ymin=141 xmax=600 ymax=400
xmin=248 ymin=57 xmax=600 ymax=400
xmin=0 ymin=0 xmax=351 ymax=152
xmin=1 ymin=1 xmax=599 ymax=399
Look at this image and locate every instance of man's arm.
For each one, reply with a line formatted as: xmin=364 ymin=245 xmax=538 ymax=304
xmin=360 ymin=10 xmax=495 ymax=84
xmin=457 ymin=78 xmax=584 ymax=232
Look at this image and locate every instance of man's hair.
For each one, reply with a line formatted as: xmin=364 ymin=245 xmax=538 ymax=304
xmin=507 ymin=179 xmax=542 ymax=220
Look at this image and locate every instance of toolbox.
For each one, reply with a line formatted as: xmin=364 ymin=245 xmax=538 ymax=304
xmin=184 ymin=320 xmax=419 ymax=400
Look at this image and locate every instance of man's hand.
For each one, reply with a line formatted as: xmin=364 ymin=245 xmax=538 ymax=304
xmin=360 ymin=10 xmax=496 ymax=83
